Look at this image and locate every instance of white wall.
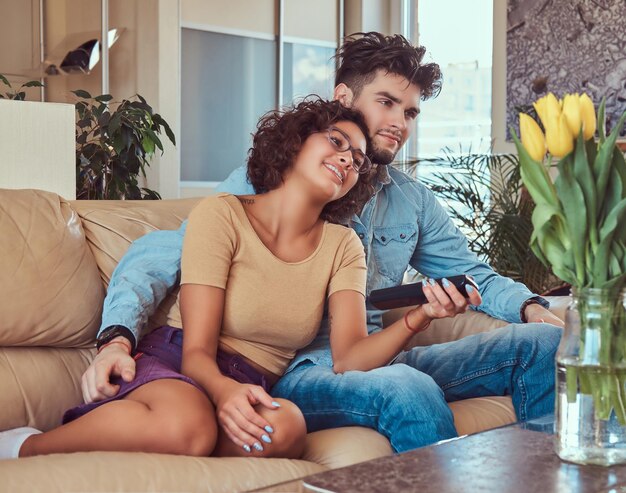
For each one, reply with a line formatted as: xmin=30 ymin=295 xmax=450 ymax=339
xmin=0 ymin=100 xmax=75 ymax=199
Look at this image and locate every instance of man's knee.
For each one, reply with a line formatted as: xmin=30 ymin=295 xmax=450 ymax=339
xmin=256 ymin=398 xmax=306 ymax=459
xmin=369 ymin=364 xmax=446 ymax=404
xmin=512 ymin=322 xmax=562 ymax=359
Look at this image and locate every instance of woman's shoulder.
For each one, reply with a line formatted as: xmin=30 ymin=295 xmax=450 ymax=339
xmin=188 ymin=194 xmax=242 ymax=228
xmin=192 ymin=193 xmax=236 ymax=213
xmin=324 ymin=223 xmax=363 ymax=249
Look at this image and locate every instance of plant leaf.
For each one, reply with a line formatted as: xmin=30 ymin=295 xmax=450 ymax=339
xmin=0 ymin=74 xmax=11 ymax=87
xmin=94 ymin=94 xmax=113 ymax=103
xmin=511 ymin=129 xmax=558 ymax=208
xmin=555 ymin=155 xmax=588 ymax=285
xmin=594 ymin=109 xmax=626 ymax=201
xmin=71 ymin=89 xmax=92 ymax=99
xmin=597 ymin=98 xmax=607 ymax=142
xmin=593 ymin=197 xmax=626 ymax=286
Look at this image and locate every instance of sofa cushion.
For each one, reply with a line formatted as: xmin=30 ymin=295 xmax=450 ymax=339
xmin=0 ymin=189 xmax=104 ymax=347
xmin=0 ymin=347 xmax=93 ymax=431
xmin=302 ymin=427 xmax=392 ymax=469
xmin=71 ymin=198 xmax=201 ymax=331
xmin=0 ymin=452 xmax=326 ymax=493
xmin=449 ymin=396 xmax=516 ymax=436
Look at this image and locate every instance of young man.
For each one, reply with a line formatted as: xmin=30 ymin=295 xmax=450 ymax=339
xmin=85 ymin=33 xmax=563 ymax=453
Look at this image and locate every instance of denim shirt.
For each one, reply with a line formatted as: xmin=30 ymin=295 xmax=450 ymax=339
xmin=100 ymin=165 xmax=546 ymax=372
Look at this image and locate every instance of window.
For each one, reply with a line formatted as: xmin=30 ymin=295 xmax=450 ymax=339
xmin=181 ymin=29 xmax=276 ymax=183
xmin=283 ymin=41 xmax=335 ymax=103
xmin=414 ymin=0 xmax=493 ymax=160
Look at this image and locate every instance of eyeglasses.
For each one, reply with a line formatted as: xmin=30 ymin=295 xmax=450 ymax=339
xmin=324 ymin=126 xmax=372 ymax=175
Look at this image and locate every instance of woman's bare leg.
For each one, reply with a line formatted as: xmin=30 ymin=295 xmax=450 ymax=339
xmin=20 ymin=379 xmax=217 ymax=457
xmin=213 ymin=398 xmax=306 ymax=459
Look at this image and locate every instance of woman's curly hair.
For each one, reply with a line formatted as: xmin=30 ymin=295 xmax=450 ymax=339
xmin=247 ymin=98 xmax=375 ymax=224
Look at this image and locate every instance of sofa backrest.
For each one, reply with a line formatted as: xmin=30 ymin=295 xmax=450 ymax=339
xmin=0 ymin=188 xmax=202 ymax=349
xmin=71 ymin=196 xmax=201 ymax=332
xmin=0 ymin=189 xmax=103 ymax=348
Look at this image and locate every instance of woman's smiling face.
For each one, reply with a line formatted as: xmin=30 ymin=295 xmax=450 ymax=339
xmin=290 ymin=120 xmax=368 ymax=203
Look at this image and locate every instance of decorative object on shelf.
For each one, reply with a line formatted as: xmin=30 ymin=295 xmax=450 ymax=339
xmin=406 ymin=151 xmax=562 ymax=295
xmin=0 ymin=75 xmax=43 ymax=100
xmin=74 ymin=90 xmax=176 ymax=200
xmin=513 ymin=92 xmax=626 ymax=466
xmin=43 ymin=28 xmax=124 ymax=77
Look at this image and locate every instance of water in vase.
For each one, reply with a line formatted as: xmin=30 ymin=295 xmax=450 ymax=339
xmin=556 ymin=360 xmax=626 ymax=466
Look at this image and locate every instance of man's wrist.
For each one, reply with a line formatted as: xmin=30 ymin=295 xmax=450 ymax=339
xmin=520 ymin=296 xmax=545 ymax=323
xmin=96 ymin=325 xmax=136 ymax=351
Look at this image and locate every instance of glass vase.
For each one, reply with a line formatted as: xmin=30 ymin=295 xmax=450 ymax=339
xmin=555 ymin=288 xmax=626 ymax=465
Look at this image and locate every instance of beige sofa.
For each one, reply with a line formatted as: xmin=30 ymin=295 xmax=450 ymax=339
xmin=0 ymin=188 xmax=567 ymax=493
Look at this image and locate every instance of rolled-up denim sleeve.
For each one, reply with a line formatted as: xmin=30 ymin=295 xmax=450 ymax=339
xmin=98 ymin=165 xmax=253 ymax=346
xmin=408 ymin=182 xmax=546 ymax=323
xmin=97 ymin=223 xmax=187 ymax=346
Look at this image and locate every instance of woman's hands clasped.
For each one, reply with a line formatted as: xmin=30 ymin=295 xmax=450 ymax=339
xmin=214 ymin=380 xmax=280 ymax=452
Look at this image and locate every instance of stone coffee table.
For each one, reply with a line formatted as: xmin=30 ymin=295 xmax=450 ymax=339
xmin=253 ymin=416 xmax=626 ymax=492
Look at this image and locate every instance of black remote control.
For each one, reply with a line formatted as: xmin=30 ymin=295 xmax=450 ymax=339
xmin=367 ymin=274 xmax=478 ymax=310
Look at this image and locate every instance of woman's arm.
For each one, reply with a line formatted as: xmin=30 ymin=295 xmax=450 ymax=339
xmin=180 ymin=284 xmax=279 ymax=449
xmin=330 ymin=280 xmax=482 ymax=373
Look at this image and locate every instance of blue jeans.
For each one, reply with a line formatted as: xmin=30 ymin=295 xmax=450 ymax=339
xmin=272 ymin=323 xmax=562 ymax=453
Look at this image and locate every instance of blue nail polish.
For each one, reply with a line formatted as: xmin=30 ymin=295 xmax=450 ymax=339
xmin=272 ymin=401 xmax=281 ymax=408
xmin=442 ymin=278 xmax=450 ymax=288
xmin=265 ymin=425 xmax=274 ymax=433
xmin=243 ymin=444 xmax=251 ymax=453
xmin=421 ymin=279 xmax=428 ymax=287
xmin=466 ymin=285 xmax=474 ymax=293
xmin=262 ymin=434 xmax=272 ymax=444
xmin=428 ymin=278 xmax=436 ymax=286
xmin=253 ymin=442 xmax=264 ymax=452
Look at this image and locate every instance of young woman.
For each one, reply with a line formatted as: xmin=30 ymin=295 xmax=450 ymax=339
xmin=0 ymin=99 xmax=375 ymax=460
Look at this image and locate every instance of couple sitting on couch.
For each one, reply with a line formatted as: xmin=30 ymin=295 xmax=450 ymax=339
xmin=0 ymin=32 xmax=563 ymax=461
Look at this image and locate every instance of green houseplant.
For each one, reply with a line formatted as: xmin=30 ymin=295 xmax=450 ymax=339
xmin=74 ymin=90 xmax=176 ymax=199
xmin=0 ymin=74 xmax=43 ymax=100
xmin=404 ymin=151 xmax=562 ymax=295
xmin=514 ymin=92 xmax=626 ymax=465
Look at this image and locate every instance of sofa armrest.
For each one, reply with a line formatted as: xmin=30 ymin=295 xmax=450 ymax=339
xmin=382 ymin=295 xmax=569 ymax=347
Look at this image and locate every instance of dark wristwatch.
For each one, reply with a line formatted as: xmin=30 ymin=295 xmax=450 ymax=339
xmin=96 ymin=325 xmax=136 ymax=351
xmin=520 ymin=296 xmax=545 ymax=323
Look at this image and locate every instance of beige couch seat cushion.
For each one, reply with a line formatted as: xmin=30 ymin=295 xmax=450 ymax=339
xmin=303 ymin=427 xmax=392 ymax=468
xmin=0 ymin=189 xmax=104 ymax=348
xmin=0 ymin=452 xmax=326 ymax=493
xmin=0 ymin=347 xmax=93 ymax=431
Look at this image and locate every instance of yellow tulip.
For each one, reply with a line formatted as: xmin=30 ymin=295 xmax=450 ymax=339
xmin=545 ymin=113 xmax=574 ymax=157
xmin=519 ymin=113 xmax=546 ymax=161
xmin=579 ymin=93 xmax=596 ymax=140
xmin=533 ymin=93 xmax=561 ymax=130
xmin=562 ymin=93 xmax=582 ymax=137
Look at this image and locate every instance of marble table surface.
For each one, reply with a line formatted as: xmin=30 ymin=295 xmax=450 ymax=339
xmin=253 ymin=418 xmax=626 ymax=493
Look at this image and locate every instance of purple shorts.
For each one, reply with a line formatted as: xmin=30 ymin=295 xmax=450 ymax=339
xmin=63 ymin=326 xmax=272 ymax=424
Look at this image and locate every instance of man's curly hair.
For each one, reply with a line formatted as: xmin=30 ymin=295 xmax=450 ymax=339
xmin=335 ymin=32 xmax=442 ymax=100
xmin=247 ymin=98 xmax=375 ymax=224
